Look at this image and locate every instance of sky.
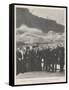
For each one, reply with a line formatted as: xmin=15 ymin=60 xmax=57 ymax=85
xmin=29 ymin=7 xmax=66 ymax=25
xmin=16 ymin=5 xmax=66 ymax=26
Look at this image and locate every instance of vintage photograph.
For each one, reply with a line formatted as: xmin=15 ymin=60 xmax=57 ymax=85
xmin=14 ymin=5 xmax=67 ymax=85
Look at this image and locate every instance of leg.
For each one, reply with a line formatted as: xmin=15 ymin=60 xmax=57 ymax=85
xmin=54 ymin=64 xmax=57 ymax=72
xmin=52 ymin=63 xmax=54 ymax=72
xmin=60 ymin=64 xmax=64 ymax=72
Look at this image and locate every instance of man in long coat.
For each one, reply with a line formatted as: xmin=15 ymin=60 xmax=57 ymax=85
xmin=59 ymin=47 xmax=65 ymax=72
xmin=24 ymin=47 xmax=32 ymax=72
xmin=50 ymin=49 xmax=57 ymax=72
xmin=16 ymin=48 xmax=22 ymax=75
xmin=44 ymin=48 xmax=51 ymax=72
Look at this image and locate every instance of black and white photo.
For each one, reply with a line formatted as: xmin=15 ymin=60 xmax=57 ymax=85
xmin=9 ymin=4 xmax=67 ymax=86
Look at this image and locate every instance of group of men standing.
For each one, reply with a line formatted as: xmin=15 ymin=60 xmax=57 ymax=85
xmin=16 ymin=46 xmax=65 ymax=75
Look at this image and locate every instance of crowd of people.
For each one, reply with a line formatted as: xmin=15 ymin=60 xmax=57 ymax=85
xmin=16 ymin=45 xmax=65 ymax=75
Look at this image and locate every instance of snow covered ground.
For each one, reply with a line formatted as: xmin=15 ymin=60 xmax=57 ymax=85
xmin=16 ymin=71 xmax=66 ymax=85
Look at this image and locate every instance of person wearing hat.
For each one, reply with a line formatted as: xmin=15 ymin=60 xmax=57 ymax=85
xmin=24 ymin=47 xmax=32 ymax=72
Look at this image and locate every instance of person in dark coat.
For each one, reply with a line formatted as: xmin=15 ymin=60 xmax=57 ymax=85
xmin=31 ymin=48 xmax=35 ymax=71
xmin=29 ymin=46 xmax=36 ymax=71
xmin=59 ymin=47 xmax=65 ymax=72
xmin=36 ymin=49 xmax=41 ymax=71
xmin=16 ymin=48 xmax=22 ymax=75
xmin=49 ymin=49 xmax=54 ymax=72
xmin=42 ymin=48 xmax=48 ymax=71
xmin=39 ymin=49 xmax=45 ymax=71
xmin=24 ymin=47 xmax=32 ymax=72
xmin=31 ymin=46 xmax=41 ymax=71
xmin=45 ymin=48 xmax=51 ymax=72
xmin=33 ymin=47 xmax=40 ymax=71
xmin=21 ymin=48 xmax=26 ymax=73
xmin=51 ymin=48 xmax=57 ymax=72
xmin=54 ymin=47 xmax=59 ymax=72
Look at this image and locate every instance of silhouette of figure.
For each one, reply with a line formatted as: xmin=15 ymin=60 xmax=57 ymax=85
xmin=24 ymin=47 xmax=32 ymax=72
xmin=45 ymin=48 xmax=51 ymax=72
xmin=59 ymin=47 xmax=65 ymax=72
xmin=16 ymin=48 xmax=22 ymax=75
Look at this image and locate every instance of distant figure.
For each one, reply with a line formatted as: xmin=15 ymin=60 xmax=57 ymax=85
xmin=51 ymin=49 xmax=57 ymax=72
xmin=42 ymin=48 xmax=48 ymax=71
xmin=31 ymin=47 xmax=35 ymax=71
xmin=16 ymin=48 xmax=22 ymax=75
xmin=40 ymin=49 xmax=45 ymax=71
xmin=59 ymin=47 xmax=65 ymax=72
xmin=45 ymin=48 xmax=51 ymax=72
xmin=36 ymin=49 xmax=42 ymax=71
xmin=24 ymin=47 xmax=32 ymax=72
xmin=21 ymin=48 xmax=26 ymax=73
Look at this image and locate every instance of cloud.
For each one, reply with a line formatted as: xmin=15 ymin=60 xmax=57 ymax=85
xmin=16 ymin=25 xmax=65 ymax=48
xmin=16 ymin=24 xmax=43 ymax=35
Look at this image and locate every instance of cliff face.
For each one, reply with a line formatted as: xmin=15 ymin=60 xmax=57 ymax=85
xmin=16 ymin=8 xmax=64 ymax=33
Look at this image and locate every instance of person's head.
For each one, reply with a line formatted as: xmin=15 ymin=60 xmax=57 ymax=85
xmin=32 ymin=46 xmax=36 ymax=50
xmin=26 ymin=47 xmax=30 ymax=51
xmin=19 ymin=46 xmax=22 ymax=50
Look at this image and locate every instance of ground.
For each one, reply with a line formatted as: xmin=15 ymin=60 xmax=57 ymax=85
xmin=16 ymin=71 xmax=66 ymax=85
